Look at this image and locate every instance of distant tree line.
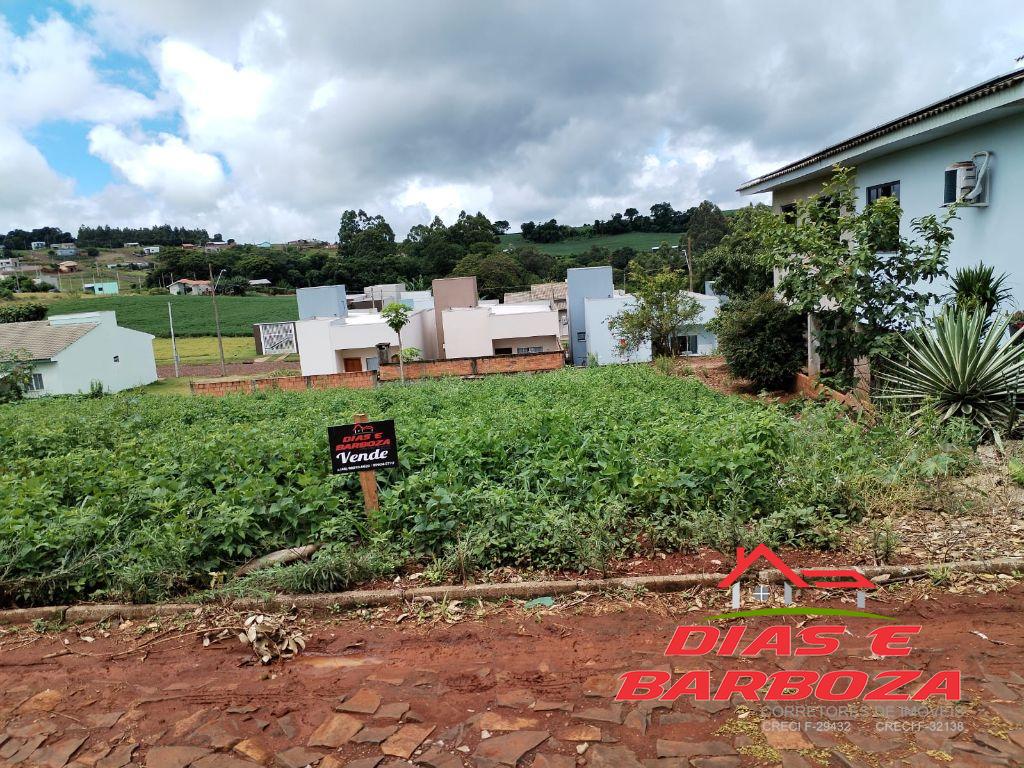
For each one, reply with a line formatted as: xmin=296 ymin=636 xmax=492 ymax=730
xmin=0 ymin=225 xmax=212 ymax=250
xmin=141 ymin=203 xmax=760 ymax=300
xmin=76 ymin=225 xmax=211 ymax=248
xmin=0 ymin=227 xmax=74 ymax=250
xmin=519 ymin=201 xmax=722 ymax=243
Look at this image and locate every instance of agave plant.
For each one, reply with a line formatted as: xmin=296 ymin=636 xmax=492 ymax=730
xmin=878 ymin=309 xmax=1024 ymax=445
xmin=946 ymin=263 xmax=1013 ymax=320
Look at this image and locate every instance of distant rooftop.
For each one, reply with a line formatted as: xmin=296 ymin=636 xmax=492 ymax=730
xmin=0 ymin=319 xmax=97 ymax=361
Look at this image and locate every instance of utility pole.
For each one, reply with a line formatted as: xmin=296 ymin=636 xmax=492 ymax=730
xmin=209 ymin=263 xmax=227 ymax=377
xmin=686 ymin=234 xmax=694 ymax=293
xmin=168 ymin=302 xmax=181 ymax=378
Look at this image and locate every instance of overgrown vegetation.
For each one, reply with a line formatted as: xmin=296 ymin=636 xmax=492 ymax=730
xmin=0 ymin=366 xmax=970 ymax=606
xmin=709 ymin=292 xmax=805 ymax=390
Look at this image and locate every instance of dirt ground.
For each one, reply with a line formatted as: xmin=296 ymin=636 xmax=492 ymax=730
xmin=3 ymin=578 xmax=1024 ymax=768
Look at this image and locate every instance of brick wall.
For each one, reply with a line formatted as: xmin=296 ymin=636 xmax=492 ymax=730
xmin=378 ymin=358 xmax=475 ymax=381
xmin=191 ymin=370 xmax=375 ymax=396
xmin=190 ymin=352 xmax=563 ymax=395
xmin=158 ymin=360 xmax=298 ymax=379
xmin=379 ymin=350 xmax=564 ymax=381
xmin=476 ymin=350 xmax=564 ymax=374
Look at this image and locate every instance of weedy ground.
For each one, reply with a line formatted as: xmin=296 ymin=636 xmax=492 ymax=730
xmin=0 ymin=365 xmax=975 ymax=608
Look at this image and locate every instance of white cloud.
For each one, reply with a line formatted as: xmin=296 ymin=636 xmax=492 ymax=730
xmin=7 ymin=1 xmax=1024 ymax=243
xmin=0 ymin=14 xmax=160 ymax=128
xmin=87 ymin=125 xmax=226 ymax=207
xmin=393 ymin=179 xmax=495 ymax=224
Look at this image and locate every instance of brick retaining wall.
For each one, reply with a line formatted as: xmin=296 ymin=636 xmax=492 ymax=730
xmin=378 ymin=350 xmax=564 ymax=381
xmin=191 ymin=351 xmax=564 ymax=395
xmin=191 ymin=371 xmax=375 ymax=396
xmin=157 ymin=360 xmax=298 ymax=379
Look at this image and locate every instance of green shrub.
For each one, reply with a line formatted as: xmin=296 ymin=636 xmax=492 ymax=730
xmin=708 ymin=292 xmax=804 ymax=390
xmin=0 ymin=302 xmax=47 ymax=324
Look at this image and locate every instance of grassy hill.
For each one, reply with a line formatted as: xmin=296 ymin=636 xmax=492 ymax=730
xmin=499 ymin=231 xmax=683 ymax=256
xmin=44 ymin=294 xmax=298 ymax=337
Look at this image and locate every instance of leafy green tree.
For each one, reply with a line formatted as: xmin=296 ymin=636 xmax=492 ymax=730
xmin=759 ymin=166 xmax=957 ymax=380
xmin=695 ymin=204 xmax=774 ymax=299
xmin=381 ymin=302 xmax=412 ymax=382
xmin=685 ymin=200 xmax=728 ymax=256
xmin=609 ymin=266 xmax=701 ymax=356
xmin=446 ymin=211 xmax=500 ymax=249
xmin=451 ymin=251 xmax=527 ymax=298
xmin=337 ymin=209 xmax=397 ymax=262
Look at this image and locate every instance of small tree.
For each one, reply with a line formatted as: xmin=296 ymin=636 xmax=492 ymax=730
xmin=0 ymin=350 xmax=33 ymax=403
xmin=609 ymin=266 xmax=702 ymax=357
xmin=758 ymin=166 xmax=957 ymax=382
xmin=381 ymin=302 xmax=412 ymax=382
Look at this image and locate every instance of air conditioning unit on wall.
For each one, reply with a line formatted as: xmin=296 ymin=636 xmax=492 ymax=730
xmin=943 ymin=151 xmax=991 ymax=206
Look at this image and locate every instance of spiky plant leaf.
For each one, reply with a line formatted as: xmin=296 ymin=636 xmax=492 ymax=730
xmin=878 ymin=309 xmax=1024 ymax=445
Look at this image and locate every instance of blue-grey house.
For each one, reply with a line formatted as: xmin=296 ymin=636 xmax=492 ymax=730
xmin=739 ymin=68 xmax=1024 ymax=304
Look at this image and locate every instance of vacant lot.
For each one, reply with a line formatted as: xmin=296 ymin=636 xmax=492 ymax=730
xmin=499 ymin=231 xmax=681 ymax=256
xmin=45 ymin=294 xmax=298 ymax=336
xmin=152 ymin=336 xmax=258 ymax=365
xmin=0 ymin=366 xmax=969 ymax=607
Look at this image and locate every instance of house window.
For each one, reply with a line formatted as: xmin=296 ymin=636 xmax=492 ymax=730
xmin=676 ymin=335 xmax=699 ymax=355
xmin=865 ymin=180 xmax=901 ymax=251
xmin=866 ymin=180 xmax=900 ymax=205
xmin=779 ymin=203 xmax=797 ymax=223
xmin=494 ymin=347 xmax=513 ymax=355
xmin=113 ymin=355 xmax=120 ymax=363
xmin=27 ymin=373 xmax=44 ymax=391
xmin=576 ymin=331 xmax=586 ymax=342
xmin=516 ymin=346 xmax=543 ymax=354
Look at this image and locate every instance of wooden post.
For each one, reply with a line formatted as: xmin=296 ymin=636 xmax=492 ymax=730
xmin=352 ymin=413 xmax=380 ymax=513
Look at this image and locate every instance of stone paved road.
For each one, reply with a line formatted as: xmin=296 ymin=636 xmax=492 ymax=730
xmin=2 ymin=583 xmax=1024 ymax=767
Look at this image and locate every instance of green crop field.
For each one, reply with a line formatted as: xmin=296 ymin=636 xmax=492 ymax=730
xmin=0 ymin=365 xmax=968 ymax=607
xmin=499 ymin=231 xmax=684 ymax=256
xmin=43 ymin=294 xmax=299 ymax=337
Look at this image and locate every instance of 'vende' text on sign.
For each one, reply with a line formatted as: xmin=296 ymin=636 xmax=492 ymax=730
xmin=328 ymin=419 xmax=399 ymax=473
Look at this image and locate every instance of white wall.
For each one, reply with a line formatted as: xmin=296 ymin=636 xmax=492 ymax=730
xmin=296 ymin=309 xmax=429 ymax=375
xmin=442 ymin=307 xmax=493 ymax=358
xmin=29 ymin=312 xmax=156 ymax=395
xmin=584 ymin=296 xmax=652 ymax=365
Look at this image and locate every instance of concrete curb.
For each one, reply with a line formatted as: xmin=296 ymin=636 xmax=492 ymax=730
xmin=2 ymin=557 xmax=1022 ymax=627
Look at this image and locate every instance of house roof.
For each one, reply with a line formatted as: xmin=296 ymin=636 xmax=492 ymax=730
xmin=0 ymin=319 xmax=97 ymax=361
xmin=171 ymin=278 xmax=211 ymax=285
xmin=738 ymin=68 xmax=1024 ymax=194
xmin=504 ymin=281 xmax=567 ymax=304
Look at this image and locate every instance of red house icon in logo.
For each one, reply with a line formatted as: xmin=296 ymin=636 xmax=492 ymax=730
xmin=718 ymin=545 xmax=875 ymax=609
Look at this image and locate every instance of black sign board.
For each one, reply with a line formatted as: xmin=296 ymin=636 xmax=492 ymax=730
xmin=328 ymin=419 xmax=399 ymax=473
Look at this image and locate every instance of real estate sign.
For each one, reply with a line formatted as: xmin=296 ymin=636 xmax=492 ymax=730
xmin=328 ymin=419 xmax=399 ymax=473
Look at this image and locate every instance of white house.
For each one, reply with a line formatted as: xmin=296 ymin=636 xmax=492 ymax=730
xmin=0 ymin=257 xmax=20 ymax=270
xmin=582 ymin=291 xmax=720 ymax=365
xmin=168 ymin=279 xmax=212 ymax=296
xmin=0 ymin=311 xmax=157 ymax=396
xmin=143 ymin=246 xmax=160 ymax=255
xmin=30 ymin=241 xmax=47 ymax=250
xmin=295 ymin=309 xmax=433 ymax=375
xmin=441 ymin=303 xmax=561 ymax=358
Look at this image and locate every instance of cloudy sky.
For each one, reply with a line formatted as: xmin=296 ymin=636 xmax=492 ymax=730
xmin=3 ymin=1 xmax=1024 ymax=243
